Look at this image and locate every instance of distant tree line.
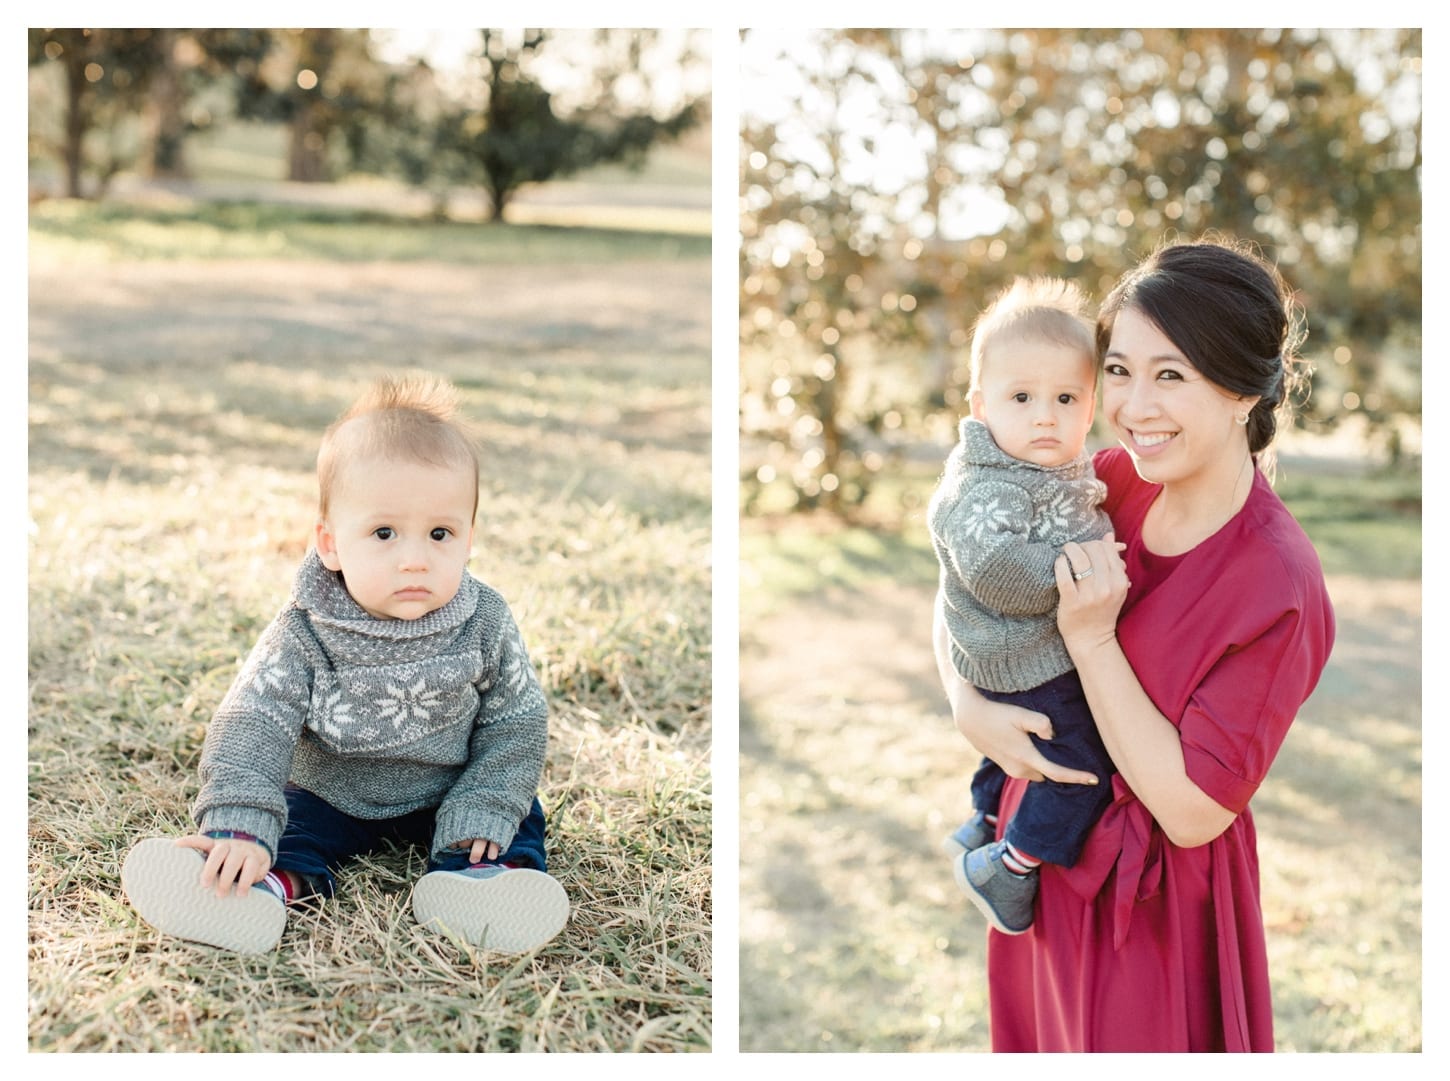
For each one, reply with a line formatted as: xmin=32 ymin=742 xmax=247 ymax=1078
xmin=740 ymin=28 xmax=1421 ymax=515
xmin=28 ymin=28 xmax=706 ymax=222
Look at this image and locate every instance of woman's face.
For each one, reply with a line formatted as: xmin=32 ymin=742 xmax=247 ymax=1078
xmin=1101 ymin=307 xmax=1257 ymax=489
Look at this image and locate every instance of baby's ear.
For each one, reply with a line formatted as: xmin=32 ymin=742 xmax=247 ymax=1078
xmin=315 ymin=519 xmax=343 ymax=571
xmin=968 ymin=390 xmax=987 ymax=422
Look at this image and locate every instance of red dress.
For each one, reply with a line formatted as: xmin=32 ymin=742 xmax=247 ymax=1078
xmin=987 ymin=448 xmax=1335 ymax=1052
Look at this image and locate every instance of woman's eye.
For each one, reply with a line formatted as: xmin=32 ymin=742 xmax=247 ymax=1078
xmin=373 ymin=527 xmax=394 ymax=541
xmin=1158 ymin=369 xmax=1184 ymax=381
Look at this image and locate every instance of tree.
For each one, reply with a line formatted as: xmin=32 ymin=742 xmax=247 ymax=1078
xmin=139 ymin=29 xmax=273 ymax=179
xmin=29 ymin=28 xmax=164 ymax=197
xmin=168 ymin=28 xmax=384 ymax=184
xmin=740 ymin=28 xmax=1422 ymax=517
xmin=355 ymin=29 xmax=707 ymax=223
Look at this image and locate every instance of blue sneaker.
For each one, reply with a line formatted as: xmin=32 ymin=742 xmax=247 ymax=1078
xmin=121 ymin=838 xmax=286 ymax=954
xmin=412 ymin=864 xmax=568 ymax=953
xmin=940 ymin=811 xmax=994 ymax=857
xmin=953 ymin=840 xmax=1038 ymax=935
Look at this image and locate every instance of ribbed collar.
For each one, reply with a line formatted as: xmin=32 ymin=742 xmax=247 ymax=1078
xmin=290 ymin=548 xmax=480 ymax=645
xmin=957 ymin=416 xmax=1094 ymax=479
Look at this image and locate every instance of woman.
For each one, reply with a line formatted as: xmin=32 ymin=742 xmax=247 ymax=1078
xmin=935 ymin=237 xmax=1335 ymax=1051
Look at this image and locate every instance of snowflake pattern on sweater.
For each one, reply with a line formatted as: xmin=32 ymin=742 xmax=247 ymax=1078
xmin=192 ymin=550 xmax=548 ymax=857
xmin=928 ymin=417 xmax=1111 ymax=693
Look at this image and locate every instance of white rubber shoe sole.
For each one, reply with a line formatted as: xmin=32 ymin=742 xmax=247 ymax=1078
xmin=121 ymin=838 xmax=286 ymax=954
xmin=411 ymin=867 xmax=568 ymax=953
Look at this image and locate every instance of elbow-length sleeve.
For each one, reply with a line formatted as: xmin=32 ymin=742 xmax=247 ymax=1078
xmin=1146 ymin=506 xmax=1338 ymax=816
xmin=1178 ymin=597 xmax=1334 ymax=815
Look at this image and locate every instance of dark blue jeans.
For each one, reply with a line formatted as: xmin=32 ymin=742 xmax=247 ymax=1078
xmin=273 ymin=784 xmax=548 ymax=897
xmin=969 ymin=668 xmax=1115 ymax=867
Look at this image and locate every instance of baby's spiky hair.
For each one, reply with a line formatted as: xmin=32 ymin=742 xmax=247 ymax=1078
xmin=969 ymin=277 xmax=1097 ymax=391
xmin=316 ymin=374 xmax=480 ymax=519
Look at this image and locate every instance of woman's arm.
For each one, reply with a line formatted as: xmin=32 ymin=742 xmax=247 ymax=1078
xmin=1054 ymin=537 xmax=1236 ymax=848
xmin=933 ymin=593 xmax=1099 ymax=786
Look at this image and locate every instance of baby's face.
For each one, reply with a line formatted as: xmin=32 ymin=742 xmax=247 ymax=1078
xmin=316 ymin=456 xmax=476 ymax=620
xmin=971 ymin=341 xmax=1097 ymax=468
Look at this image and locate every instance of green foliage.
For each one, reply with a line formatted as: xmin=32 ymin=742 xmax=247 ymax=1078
xmin=30 ymin=28 xmax=709 ymax=218
xmin=352 ymin=30 xmax=707 ymax=222
xmin=741 ymin=29 xmax=1422 ymax=516
xmin=29 ymin=28 xmax=166 ymax=195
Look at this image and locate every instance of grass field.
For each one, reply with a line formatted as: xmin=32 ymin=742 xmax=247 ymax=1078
xmin=739 ymin=456 xmax=1422 ymax=1052
xmin=27 ymin=198 xmax=711 ymax=1051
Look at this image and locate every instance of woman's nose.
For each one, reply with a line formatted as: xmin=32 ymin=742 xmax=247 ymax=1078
xmin=1122 ymin=376 xmax=1157 ymax=418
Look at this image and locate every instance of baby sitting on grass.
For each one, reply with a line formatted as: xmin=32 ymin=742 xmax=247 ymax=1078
xmin=122 ymin=374 xmax=567 ymax=954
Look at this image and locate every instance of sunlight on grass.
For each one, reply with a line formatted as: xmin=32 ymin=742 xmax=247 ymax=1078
xmin=28 ymin=216 xmax=710 ymax=1051
xmin=739 ymin=455 xmax=1421 ymax=1051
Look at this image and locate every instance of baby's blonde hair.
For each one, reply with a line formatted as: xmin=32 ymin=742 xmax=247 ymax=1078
xmin=317 ymin=374 xmax=480 ymax=519
xmin=969 ymin=277 xmax=1097 ymax=392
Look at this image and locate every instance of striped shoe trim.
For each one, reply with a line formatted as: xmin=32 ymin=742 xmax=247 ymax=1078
xmin=121 ymin=838 xmax=286 ymax=954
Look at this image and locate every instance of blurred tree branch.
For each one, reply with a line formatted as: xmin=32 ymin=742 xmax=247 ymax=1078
xmin=741 ymin=28 xmax=1421 ymax=518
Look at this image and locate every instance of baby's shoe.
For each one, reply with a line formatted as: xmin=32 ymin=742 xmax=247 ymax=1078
xmin=121 ymin=838 xmax=286 ymax=954
xmin=412 ymin=864 xmax=568 ymax=953
xmin=953 ymin=840 xmax=1038 ymax=935
xmin=940 ymin=810 xmax=994 ymax=857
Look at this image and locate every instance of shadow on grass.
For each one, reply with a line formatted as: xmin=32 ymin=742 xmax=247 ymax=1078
xmin=739 ymin=697 xmax=992 ymax=1052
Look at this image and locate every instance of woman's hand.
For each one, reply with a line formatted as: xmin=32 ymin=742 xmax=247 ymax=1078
xmin=933 ymin=594 xmax=1098 ymax=786
xmin=176 ymin=834 xmax=273 ymax=898
xmin=955 ymin=691 xmax=1102 ymax=785
xmin=1055 ymin=533 xmax=1130 ymax=656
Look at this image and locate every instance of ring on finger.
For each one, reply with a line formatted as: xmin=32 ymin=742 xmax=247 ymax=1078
xmin=1072 ymin=566 xmax=1094 ymax=581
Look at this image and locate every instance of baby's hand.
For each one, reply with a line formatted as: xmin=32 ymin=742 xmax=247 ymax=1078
xmin=454 ymin=838 xmax=502 ymax=864
xmin=176 ymin=834 xmax=272 ymax=898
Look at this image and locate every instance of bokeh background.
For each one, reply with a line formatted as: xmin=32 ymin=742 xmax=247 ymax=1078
xmin=738 ymin=28 xmax=1421 ymax=1052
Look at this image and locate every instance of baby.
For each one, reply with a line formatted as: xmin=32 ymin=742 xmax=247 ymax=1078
xmin=928 ymin=277 xmax=1116 ymax=935
xmin=122 ymin=374 xmax=567 ymax=954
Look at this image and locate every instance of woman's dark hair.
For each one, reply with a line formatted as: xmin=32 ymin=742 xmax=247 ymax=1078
xmin=1096 ymin=235 xmax=1308 ymax=463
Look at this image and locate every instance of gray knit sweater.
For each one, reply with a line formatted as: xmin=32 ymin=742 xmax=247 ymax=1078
xmin=192 ymin=550 xmax=548 ymax=858
xmin=928 ymin=418 xmax=1111 ymax=693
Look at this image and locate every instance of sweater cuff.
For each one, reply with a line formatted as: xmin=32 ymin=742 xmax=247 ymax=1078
xmin=197 ymin=806 xmax=284 ymax=857
xmin=431 ymin=805 xmax=521 ymax=859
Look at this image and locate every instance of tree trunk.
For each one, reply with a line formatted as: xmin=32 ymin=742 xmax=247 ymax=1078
xmin=287 ymin=101 xmax=329 ymax=182
xmin=487 ymin=182 xmax=510 ymax=223
xmin=144 ymin=30 xmax=189 ymax=179
xmin=62 ymin=48 xmax=87 ymax=197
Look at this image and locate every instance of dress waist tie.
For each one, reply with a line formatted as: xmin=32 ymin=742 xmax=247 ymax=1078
xmin=1057 ymin=774 xmax=1164 ymax=950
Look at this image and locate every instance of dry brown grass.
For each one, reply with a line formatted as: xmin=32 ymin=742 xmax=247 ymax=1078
xmin=28 ymin=210 xmax=711 ymax=1052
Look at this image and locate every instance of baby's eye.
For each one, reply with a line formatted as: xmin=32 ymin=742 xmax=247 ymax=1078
xmin=1012 ymin=392 xmax=1030 ymax=403
xmin=1058 ymin=393 xmax=1076 ymax=404
xmin=372 ymin=527 xmax=395 ymax=541
xmin=430 ymin=527 xmax=452 ymax=542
